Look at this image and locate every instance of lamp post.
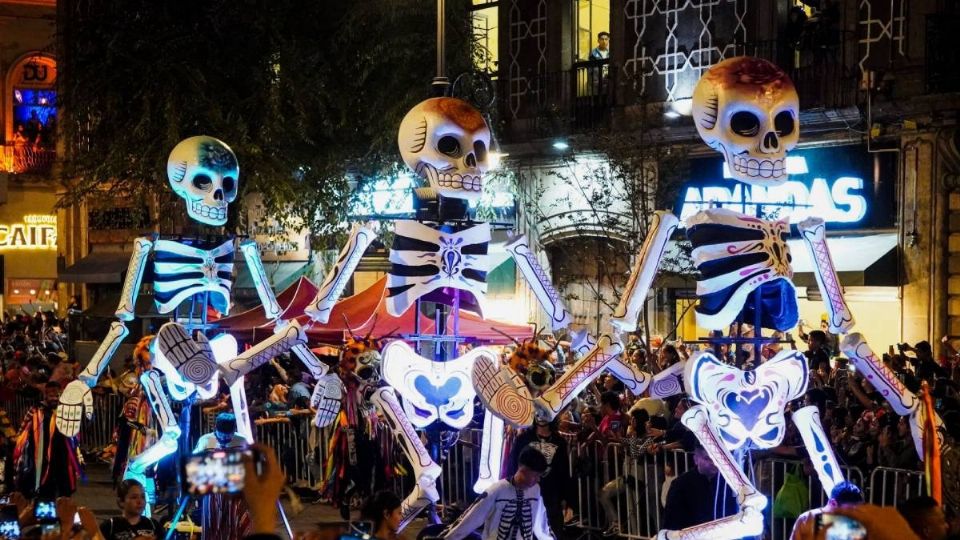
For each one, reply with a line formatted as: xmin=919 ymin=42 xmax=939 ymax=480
xmin=432 ymin=0 xmax=449 ymax=96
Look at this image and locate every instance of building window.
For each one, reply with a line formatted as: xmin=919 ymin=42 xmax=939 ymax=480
xmin=576 ymin=0 xmax=610 ymax=61
xmin=4 ymin=53 xmax=57 ymax=175
xmin=471 ymin=0 xmax=499 ymax=74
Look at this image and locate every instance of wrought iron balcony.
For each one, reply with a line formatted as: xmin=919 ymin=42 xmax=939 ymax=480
xmin=1 ymin=143 xmax=57 ymax=175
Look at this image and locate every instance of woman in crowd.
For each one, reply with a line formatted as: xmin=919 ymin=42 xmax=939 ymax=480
xmin=360 ymin=490 xmax=405 ymax=540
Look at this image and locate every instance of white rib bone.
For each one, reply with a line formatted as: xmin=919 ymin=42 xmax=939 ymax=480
xmin=506 ymin=234 xmax=571 ymax=331
xmin=798 ymin=217 xmax=855 ymax=333
xmin=305 ymin=222 xmax=377 ymax=323
xmin=793 ymin=406 xmax=845 ymax=494
xmin=610 ymin=211 xmax=678 ymax=333
xmin=115 ymin=237 xmax=153 ymax=321
xmin=371 ymin=387 xmax=442 ymax=487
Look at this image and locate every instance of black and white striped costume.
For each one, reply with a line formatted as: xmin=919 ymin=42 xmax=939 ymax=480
xmin=153 ymin=238 xmax=234 ymax=314
xmin=440 ymin=479 xmax=554 ymax=540
xmin=386 ymin=220 xmax=490 ymax=317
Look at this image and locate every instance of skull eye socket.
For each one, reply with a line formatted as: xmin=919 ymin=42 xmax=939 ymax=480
xmin=774 ymin=111 xmax=794 ymax=137
xmin=192 ymin=174 xmax=213 ymax=191
xmin=730 ymin=111 xmax=761 ymax=137
xmin=474 ymin=141 xmax=488 ymax=163
xmin=437 ymin=135 xmax=462 ymax=157
xmin=222 ymin=177 xmax=236 ymax=195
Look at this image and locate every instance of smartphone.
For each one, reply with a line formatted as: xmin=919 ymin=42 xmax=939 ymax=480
xmin=183 ymin=448 xmax=252 ymax=496
xmin=34 ymin=499 xmax=56 ymax=524
xmin=816 ymin=514 xmax=867 ymax=540
xmin=0 ymin=504 xmax=19 ymax=539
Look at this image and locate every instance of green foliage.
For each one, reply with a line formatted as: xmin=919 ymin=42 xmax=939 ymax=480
xmin=59 ymin=0 xmax=472 ymax=240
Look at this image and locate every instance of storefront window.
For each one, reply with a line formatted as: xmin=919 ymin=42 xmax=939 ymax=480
xmin=471 ymin=0 xmax=499 ymax=74
xmin=576 ymin=0 xmax=610 ymax=61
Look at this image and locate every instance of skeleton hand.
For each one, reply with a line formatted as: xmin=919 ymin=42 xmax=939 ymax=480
xmin=56 ymin=379 xmax=94 ymax=436
xmin=311 ymin=373 xmax=343 ymax=427
xmin=157 ymin=322 xmax=217 ymax=386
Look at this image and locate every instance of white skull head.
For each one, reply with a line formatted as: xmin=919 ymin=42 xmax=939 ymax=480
xmin=398 ymin=97 xmax=491 ymax=201
xmin=166 ymin=136 xmax=239 ymax=226
xmin=692 ymin=57 xmax=799 ymax=186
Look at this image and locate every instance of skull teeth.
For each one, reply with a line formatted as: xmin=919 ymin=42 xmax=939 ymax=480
xmin=732 ymin=155 xmax=785 ymax=179
xmin=437 ymin=173 xmax=482 ymax=192
xmin=190 ymin=200 xmax=228 ymax=222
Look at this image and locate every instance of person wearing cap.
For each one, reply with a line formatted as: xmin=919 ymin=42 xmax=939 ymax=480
xmin=506 ymin=418 xmax=570 ymax=534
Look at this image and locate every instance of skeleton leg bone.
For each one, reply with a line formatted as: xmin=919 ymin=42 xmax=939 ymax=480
xmin=473 ymin=409 xmax=506 ymax=494
xmin=229 ymin=376 xmax=254 ymax=443
xmin=793 ymin=406 xmax=845 ymax=494
xmin=125 ymin=371 xmax=182 ymax=514
xmin=798 ymin=217 xmax=855 ymax=333
xmin=610 ymin=211 xmax=678 ymax=334
xmin=371 ymin=387 xmax=442 ymax=487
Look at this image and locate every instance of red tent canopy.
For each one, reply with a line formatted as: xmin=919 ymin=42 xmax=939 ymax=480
xmin=217 ymin=276 xmax=532 ymax=346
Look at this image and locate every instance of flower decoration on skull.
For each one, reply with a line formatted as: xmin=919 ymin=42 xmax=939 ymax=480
xmin=166 ymin=136 xmax=239 ymax=226
xmin=692 ymin=57 xmax=799 ymax=186
xmin=398 ymin=97 xmax=491 ymax=201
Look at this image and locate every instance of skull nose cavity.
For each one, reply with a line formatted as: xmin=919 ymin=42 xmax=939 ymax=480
xmin=761 ymin=132 xmax=779 ymax=153
xmin=213 ymin=189 xmax=224 ymax=201
xmin=465 ymin=152 xmax=477 ymax=168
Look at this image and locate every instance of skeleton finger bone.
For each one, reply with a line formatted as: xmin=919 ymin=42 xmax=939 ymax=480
xmin=305 ymin=222 xmax=377 ymax=324
xmin=793 ymin=406 xmax=845 ymax=494
xmin=610 ymin=211 xmax=679 ymax=333
xmin=798 ymin=217 xmax=855 ymax=333
xmin=55 ymin=380 xmax=94 ymax=437
xmin=506 ymin=235 xmax=571 ymax=331
xmin=372 ymin=387 xmax=442 ymax=487
xmin=536 ymin=334 xmax=623 ymax=421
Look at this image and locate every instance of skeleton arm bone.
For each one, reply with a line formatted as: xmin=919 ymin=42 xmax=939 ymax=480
xmin=474 ymin=409 xmax=506 ymax=494
xmin=536 ymin=335 xmax=624 ymax=420
xmin=305 ymin=222 xmax=377 ymax=324
xmin=371 ymin=387 xmax=442 ymax=486
xmin=797 ymin=218 xmax=855 ymax=334
xmin=506 ymin=235 xmax=571 ymax=331
xmin=793 ymin=406 xmax=845 ymax=494
xmin=610 ymin=211 xmax=678 ymax=333
xmin=239 ymin=241 xmax=328 ymax=379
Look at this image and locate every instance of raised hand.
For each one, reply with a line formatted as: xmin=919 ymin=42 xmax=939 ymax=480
xmin=56 ymin=379 xmax=94 ymax=436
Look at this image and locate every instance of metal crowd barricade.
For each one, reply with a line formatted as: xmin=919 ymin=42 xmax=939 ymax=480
xmin=868 ymin=466 xmax=926 ymax=506
xmin=78 ymin=392 xmax=125 ymax=453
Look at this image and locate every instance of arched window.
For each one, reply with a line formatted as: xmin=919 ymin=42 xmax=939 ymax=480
xmin=3 ymin=52 xmax=57 ymax=174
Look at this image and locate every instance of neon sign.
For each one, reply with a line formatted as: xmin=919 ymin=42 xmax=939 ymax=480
xmin=674 ymin=144 xmax=898 ymax=229
xmin=0 ymin=214 xmax=57 ymax=250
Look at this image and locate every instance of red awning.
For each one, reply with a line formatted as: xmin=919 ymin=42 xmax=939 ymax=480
xmin=216 ymin=276 xmax=532 ymax=345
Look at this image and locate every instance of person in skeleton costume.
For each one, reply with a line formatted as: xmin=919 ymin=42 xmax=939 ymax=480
xmin=54 ymin=136 xmax=326 ymax=507
xmin=440 ymin=446 xmax=555 ymax=540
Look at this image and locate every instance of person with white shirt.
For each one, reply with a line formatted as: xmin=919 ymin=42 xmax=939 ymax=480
xmin=439 ymin=447 xmax=555 ymax=540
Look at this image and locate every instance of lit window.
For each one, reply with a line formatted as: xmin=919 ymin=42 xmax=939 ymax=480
xmin=471 ymin=1 xmax=499 ymax=74
xmin=576 ymin=0 xmax=610 ymax=61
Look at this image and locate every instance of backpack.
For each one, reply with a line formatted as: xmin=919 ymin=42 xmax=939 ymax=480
xmin=772 ymin=464 xmax=809 ymax=519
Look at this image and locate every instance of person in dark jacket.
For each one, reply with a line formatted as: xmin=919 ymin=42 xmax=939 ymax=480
xmin=507 ymin=417 xmax=571 ymax=534
xmin=661 ymin=436 xmax=737 ymax=531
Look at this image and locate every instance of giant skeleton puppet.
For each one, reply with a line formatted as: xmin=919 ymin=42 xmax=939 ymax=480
xmin=648 ymin=56 xmax=945 ymax=539
xmin=55 ymin=137 xmax=325 ymax=504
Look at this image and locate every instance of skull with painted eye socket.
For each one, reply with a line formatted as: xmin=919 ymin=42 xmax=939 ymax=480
xmin=692 ymin=57 xmax=799 ymax=186
xmin=166 ymin=136 xmax=239 ymax=226
xmin=398 ymin=97 xmax=491 ymax=201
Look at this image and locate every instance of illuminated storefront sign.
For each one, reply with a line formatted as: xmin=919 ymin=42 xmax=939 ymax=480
xmin=0 ymin=214 xmax=57 ymax=250
xmin=674 ymin=145 xmax=896 ymax=229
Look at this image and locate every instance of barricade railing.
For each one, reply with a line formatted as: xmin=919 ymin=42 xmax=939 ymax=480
xmin=0 ymin=392 xmax=934 ymax=536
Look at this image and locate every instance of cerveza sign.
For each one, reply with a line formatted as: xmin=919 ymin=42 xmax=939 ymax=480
xmin=0 ymin=214 xmax=57 ymax=250
xmin=674 ymin=145 xmax=896 ymax=229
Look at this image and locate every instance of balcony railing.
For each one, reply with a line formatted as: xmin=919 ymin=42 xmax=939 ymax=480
xmin=499 ymin=59 xmax=614 ymax=136
xmin=1 ymin=143 xmax=57 ymax=175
